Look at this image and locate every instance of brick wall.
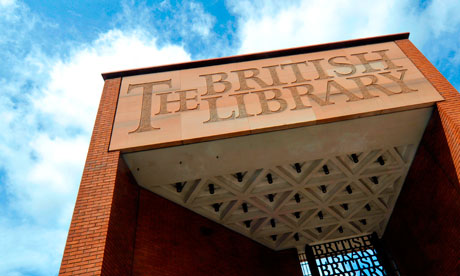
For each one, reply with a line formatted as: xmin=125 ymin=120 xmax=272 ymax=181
xmin=382 ymin=40 xmax=460 ymax=275
xmin=101 ymin=158 xmax=139 ymax=275
xmin=132 ymin=188 xmax=303 ymax=276
xmin=59 ymin=78 xmax=139 ymax=275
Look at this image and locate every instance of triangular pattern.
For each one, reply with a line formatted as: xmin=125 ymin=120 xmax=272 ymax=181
xmin=152 ymin=145 xmax=415 ymax=250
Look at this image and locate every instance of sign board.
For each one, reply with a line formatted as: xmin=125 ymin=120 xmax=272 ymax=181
xmin=109 ymin=42 xmax=443 ymax=151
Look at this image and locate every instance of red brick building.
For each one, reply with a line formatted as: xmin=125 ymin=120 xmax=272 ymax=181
xmin=59 ymin=33 xmax=460 ymax=275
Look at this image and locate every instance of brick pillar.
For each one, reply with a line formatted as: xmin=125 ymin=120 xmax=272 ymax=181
xmin=396 ymin=39 xmax=460 ymax=182
xmin=59 ymin=78 xmax=139 ymax=275
xmin=382 ymin=39 xmax=460 ymax=275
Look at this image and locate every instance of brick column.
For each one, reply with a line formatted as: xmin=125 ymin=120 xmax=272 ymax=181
xmin=59 ymin=78 xmax=139 ymax=275
xmin=396 ymin=39 xmax=460 ymax=183
xmin=382 ymin=39 xmax=460 ymax=275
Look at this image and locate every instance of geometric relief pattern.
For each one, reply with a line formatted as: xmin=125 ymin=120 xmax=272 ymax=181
xmin=150 ymin=145 xmax=415 ymax=251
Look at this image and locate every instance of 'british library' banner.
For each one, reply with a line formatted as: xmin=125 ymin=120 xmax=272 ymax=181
xmin=109 ymin=42 xmax=443 ymax=151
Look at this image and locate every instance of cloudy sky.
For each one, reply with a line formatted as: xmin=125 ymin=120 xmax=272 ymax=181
xmin=0 ymin=0 xmax=459 ymax=275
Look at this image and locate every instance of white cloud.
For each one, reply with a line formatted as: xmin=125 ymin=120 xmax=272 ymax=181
xmin=0 ymin=0 xmax=38 ymax=46
xmin=0 ymin=0 xmax=15 ymax=8
xmin=116 ymin=0 xmax=215 ymax=41
xmin=182 ymin=1 xmax=215 ymax=37
xmin=229 ymin=0 xmax=460 ymax=58
xmin=0 ymin=220 xmax=67 ymax=276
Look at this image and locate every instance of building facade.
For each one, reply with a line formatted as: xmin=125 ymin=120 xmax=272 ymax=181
xmin=59 ymin=33 xmax=460 ymax=275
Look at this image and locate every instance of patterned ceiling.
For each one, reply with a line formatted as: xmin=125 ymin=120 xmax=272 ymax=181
xmin=148 ymin=144 xmax=414 ymax=251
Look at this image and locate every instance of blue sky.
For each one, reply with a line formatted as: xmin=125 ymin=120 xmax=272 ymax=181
xmin=0 ymin=0 xmax=459 ymax=275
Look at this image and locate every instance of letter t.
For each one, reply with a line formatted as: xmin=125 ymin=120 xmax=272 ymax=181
xmin=127 ymin=79 xmax=172 ymax=133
